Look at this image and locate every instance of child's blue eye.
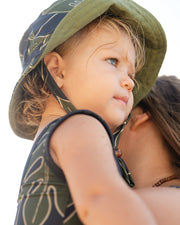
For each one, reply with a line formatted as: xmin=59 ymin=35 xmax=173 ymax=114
xmin=106 ymin=58 xmax=118 ymax=67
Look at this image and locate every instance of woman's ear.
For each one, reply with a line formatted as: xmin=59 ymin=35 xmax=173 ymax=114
xmin=44 ymin=52 xmax=65 ymax=88
xmin=130 ymin=107 xmax=149 ymax=131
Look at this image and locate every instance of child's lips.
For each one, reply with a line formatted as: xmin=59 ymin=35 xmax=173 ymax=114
xmin=114 ymin=96 xmax=129 ymax=105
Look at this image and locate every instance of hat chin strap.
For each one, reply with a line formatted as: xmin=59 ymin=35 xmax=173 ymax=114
xmin=113 ymin=113 xmax=131 ymax=148
xmin=42 ymin=63 xmax=76 ymax=113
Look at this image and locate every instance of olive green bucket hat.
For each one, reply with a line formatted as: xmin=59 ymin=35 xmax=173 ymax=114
xmin=9 ymin=0 xmax=167 ymax=140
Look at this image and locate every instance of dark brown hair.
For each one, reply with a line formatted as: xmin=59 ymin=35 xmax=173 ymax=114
xmin=138 ymin=75 xmax=180 ymax=176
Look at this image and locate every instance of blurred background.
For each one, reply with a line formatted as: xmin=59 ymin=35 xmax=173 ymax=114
xmin=1 ymin=0 xmax=179 ymax=224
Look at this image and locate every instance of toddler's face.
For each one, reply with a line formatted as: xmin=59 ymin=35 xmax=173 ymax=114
xmin=60 ymin=26 xmax=135 ymax=130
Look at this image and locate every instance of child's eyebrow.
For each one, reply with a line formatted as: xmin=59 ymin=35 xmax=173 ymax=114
xmin=86 ymin=42 xmax=118 ymax=64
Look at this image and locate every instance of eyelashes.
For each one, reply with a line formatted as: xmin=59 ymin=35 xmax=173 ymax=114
xmin=106 ymin=58 xmax=135 ymax=81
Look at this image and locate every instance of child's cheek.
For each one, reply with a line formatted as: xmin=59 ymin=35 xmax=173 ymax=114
xmin=128 ymin=93 xmax=134 ymax=110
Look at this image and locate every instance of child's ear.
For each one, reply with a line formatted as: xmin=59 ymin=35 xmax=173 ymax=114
xmin=44 ymin=52 xmax=65 ymax=88
xmin=130 ymin=109 xmax=149 ymax=131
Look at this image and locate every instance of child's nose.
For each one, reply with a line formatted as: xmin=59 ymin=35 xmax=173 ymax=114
xmin=120 ymin=76 xmax=134 ymax=91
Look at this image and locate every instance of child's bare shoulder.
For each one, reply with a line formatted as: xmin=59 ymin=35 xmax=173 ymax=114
xmin=49 ymin=113 xmax=112 ymax=161
xmin=51 ymin=114 xmax=110 ymax=145
xmin=49 ymin=113 xmax=113 ymax=173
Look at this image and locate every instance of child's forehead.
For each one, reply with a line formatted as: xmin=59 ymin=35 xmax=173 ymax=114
xmin=89 ymin=27 xmax=135 ymax=67
xmin=64 ymin=25 xmax=135 ymax=66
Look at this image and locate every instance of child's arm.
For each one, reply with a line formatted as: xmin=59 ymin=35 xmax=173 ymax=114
xmin=50 ymin=113 xmax=156 ymax=225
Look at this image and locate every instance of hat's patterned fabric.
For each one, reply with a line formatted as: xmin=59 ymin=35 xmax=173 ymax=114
xmin=20 ymin=0 xmax=84 ymax=76
xmin=20 ymin=13 xmax=67 ymax=75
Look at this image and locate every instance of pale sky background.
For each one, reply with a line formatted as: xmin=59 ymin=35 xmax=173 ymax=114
xmin=1 ymin=0 xmax=180 ymax=224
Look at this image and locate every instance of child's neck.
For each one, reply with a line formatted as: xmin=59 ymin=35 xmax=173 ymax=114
xmin=34 ymin=95 xmax=66 ymax=141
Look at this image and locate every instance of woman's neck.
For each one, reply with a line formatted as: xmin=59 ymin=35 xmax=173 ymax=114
xmin=128 ymin=151 xmax=176 ymax=188
xmin=122 ymin=127 xmax=176 ymax=189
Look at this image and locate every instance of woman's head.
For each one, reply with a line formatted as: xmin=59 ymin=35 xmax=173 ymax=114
xmin=138 ymin=75 xmax=180 ymax=175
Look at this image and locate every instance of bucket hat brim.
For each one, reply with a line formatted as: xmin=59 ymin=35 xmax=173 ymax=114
xmin=9 ymin=0 xmax=167 ymax=140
